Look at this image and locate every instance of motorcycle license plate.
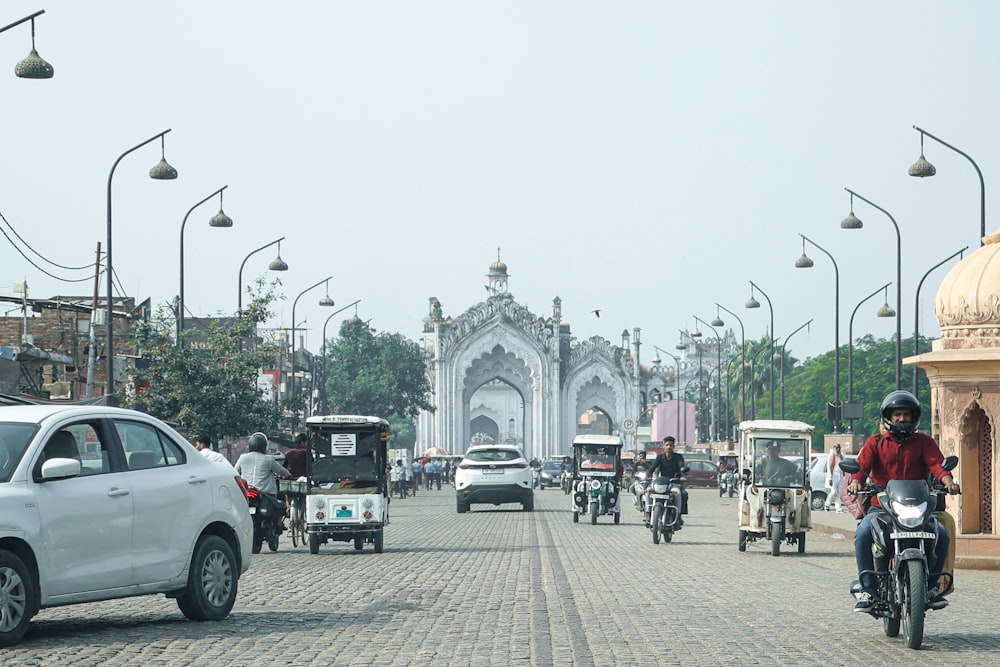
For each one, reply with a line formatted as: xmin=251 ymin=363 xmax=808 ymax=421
xmin=890 ymin=531 xmax=935 ymax=540
xmin=248 ymin=507 xmax=256 ymax=515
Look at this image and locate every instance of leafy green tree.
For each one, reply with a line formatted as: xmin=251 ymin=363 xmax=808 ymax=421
xmin=123 ymin=284 xmax=282 ymax=444
xmin=319 ymin=317 xmax=434 ymax=423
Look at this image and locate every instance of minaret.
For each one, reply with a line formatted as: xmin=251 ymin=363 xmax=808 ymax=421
xmin=486 ymin=248 xmax=509 ymax=296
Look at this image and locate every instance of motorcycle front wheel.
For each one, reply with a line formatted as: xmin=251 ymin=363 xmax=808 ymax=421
xmin=902 ymin=560 xmax=927 ymax=649
xmin=651 ymin=505 xmax=662 ymax=544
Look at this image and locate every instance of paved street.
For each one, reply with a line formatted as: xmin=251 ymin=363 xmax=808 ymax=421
xmin=5 ymin=486 xmax=1000 ymax=665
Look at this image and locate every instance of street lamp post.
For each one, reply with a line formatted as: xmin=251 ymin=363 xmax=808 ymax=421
xmin=1 ymin=10 xmax=54 ymax=78
xmin=714 ymin=303 xmax=746 ymax=421
xmin=745 ymin=281 xmax=775 ymax=418
xmin=694 ymin=315 xmax=723 ymax=440
xmin=105 ymin=130 xmax=177 ymax=400
xmin=653 ymin=345 xmax=682 ymax=443
xmin=843 ymin=188 xmax=902 ymax=389
xmin=687 ymin=324 xmax=707 ymax=441
xmin=682 ymin=375 xmax=703 ymax=446
xmin=909 ymin=125 xmax=987 ymax=246
xmin=913 ymin=247 xmax=967 ymax=398
xmin=779 ymin=320 xmax=813 ymax=420
xmin=289 ymin=278 xmax=335 ymax=424
xmin=178 ymin=186 xmax=232 ymax=340
xmin=795 ymin=234 xmax=842 ymax=430
xmin=320 ymin=299 xmax=362 ymax=414
xmin=238 ymin=237 xmax=288 ymax=313
xmin=848 ymin=283 xmax=895 ymax=419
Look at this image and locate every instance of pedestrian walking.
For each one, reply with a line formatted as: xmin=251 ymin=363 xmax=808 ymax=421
xmin=825 ymin=444 xmax=845 ymax=512
xmin=412 ymin=458 xmax=423 ymax=493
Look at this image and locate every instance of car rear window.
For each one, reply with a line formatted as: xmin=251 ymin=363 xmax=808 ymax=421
xmin=467 ymin=449 xmax=521 ymax=462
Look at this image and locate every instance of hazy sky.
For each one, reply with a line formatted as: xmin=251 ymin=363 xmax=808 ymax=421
xmin=1 ymin=2 xmax=995 ymax=366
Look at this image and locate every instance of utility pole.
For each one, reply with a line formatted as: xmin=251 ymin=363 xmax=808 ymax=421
xmin=85 ymin=243 xmax=101 ymax=398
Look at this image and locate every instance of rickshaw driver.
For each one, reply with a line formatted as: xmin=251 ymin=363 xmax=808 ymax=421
xmin=757 ymin=441 xmax=797 ymax=484
xmin=646 ymin=436 xmax=688 ymax=526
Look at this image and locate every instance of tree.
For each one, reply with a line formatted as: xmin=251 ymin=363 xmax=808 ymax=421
xmin=123 ymin=284 xmax=282 ymax=444
xmin=320 ymin=317 xmax=434 ymax=423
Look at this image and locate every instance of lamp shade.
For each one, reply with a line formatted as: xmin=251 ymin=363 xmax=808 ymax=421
xmin=15 ymin=48 xmax=53 ymax=79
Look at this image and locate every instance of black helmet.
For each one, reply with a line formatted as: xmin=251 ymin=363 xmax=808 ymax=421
xmin=881 ymin=390 xmax=921 ymax=440
xmin=248 ymin=432 xmax=268 ymax=453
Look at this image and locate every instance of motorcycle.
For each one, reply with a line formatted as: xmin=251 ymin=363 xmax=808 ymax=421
xmin=246 ymin=485 xmax=286 ymax=554
xmin=719 ymin=469 xmax=737 ymax=498
xmin=648 ymin=469 xmax=686 ymax=544
xmin=841 ymin=456 xmax=958 ymax=650
xmin=560 ymin=469 xmax=573 ymax=494
xmin=630 ymin=470 xmax=651 ymax=523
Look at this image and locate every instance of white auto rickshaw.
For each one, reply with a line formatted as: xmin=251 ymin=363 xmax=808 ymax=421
xmin=737 ymin=420 xmax=813 ymax=556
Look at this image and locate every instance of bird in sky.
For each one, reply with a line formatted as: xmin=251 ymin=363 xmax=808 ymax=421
xmin=592 ymin=309 xmax=601 ymax=318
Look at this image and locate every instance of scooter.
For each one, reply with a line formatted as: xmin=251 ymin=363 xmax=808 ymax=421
xmin=648 ymin=470 xmax=686 ymax=544
xmin=719 ymin=469 xmax=737 ymax=498
xmin=246 ymin=485 xmax=286 ymax=554
xmin=630 ymin=470 xmax=651 ymax=523
xmin=842 ymin=456 xmax=959 ymax=650
xmin=561 ymin=469 xmax=573 ymax=494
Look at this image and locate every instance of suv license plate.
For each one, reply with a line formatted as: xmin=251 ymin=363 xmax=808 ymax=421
xmin=890 ymin=531 xmax=936 ymax=540
xmin=482 ymin=469 xmax=504 ymax=475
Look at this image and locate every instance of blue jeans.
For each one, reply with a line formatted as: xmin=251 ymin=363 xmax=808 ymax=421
xmin=855 ymin=506 xmax=949 ymax=594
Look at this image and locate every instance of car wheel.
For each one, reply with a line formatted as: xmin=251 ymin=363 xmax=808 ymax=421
xmin=373 ymin=529 xmax=384 ymax=554
xmin=457 ymin=498 xmax=469 ymax=514
xmin=0 ymin=550 xmax=34 ymax=647
xmin=176 ymin=535 xmax=238 ymax=621
xmin=523 ymin=497 xmax=534 ymax=512
xmin=309 ymin=533 xmax=320 ymax=555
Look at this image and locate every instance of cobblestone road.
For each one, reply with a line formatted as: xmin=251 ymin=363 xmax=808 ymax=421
xmin=5 ymin=486 xmax=999 ymax=665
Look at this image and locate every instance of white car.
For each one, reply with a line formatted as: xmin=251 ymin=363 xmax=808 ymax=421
xmin=455 ymin=445 xmax=533 ymax=513
xmin=0 ymin=404 xmax=253 ymax=645
xmin=808 ymin=453 xmax=858 ymax=510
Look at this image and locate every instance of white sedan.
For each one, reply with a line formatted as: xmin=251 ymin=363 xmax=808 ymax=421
xmin=0 ymin=404 xmax=253 ymax=645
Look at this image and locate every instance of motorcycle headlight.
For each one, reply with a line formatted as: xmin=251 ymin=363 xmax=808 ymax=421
xmin=590 ymin=479 xmax=602 ymax=490
xmin=891 ymin=500 xmax=927 ymax=528
xmin=652 ymin=482 xmax=668 ymax=493
xmin=768 ymin=488 xmax=785 ymax=504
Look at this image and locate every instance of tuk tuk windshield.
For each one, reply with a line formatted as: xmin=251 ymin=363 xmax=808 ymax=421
xmin=751 ymin=438 xmax=808 ymax=488
xmin=575 ymin=445 xmax=620 ymax=473
xmin=307 ymin=427 xmax=387 ymax=493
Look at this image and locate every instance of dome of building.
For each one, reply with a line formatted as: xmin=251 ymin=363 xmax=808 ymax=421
xmin=935 ymin=229 xmax=1000 ymax=347
xmin=488 ymin=259 xmax=508 ymax=276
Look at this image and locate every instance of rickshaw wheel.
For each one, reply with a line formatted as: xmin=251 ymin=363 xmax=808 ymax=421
xmin=572 ymin=510 xmax=579 ymax=523
xmin=738 ymin=529 xmax=747 ymax=552
xmin=354 ymin=536 xmax=363 ymax=551
xmin=614 ymin=511 xmax=620 ymax=525
xmin=797 ymin=533 xmax=806 ymax=553
xmin=374 ymin=529 xmax=384 ymax=554
xmin=590 ymin=503 xmax=598 ymax=525
xmin=308 ymin=533 xmax=320 ymax=555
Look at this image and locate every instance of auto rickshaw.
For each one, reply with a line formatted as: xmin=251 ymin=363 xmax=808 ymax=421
xmin=303 ymin=414 xmax=390 ymax=554
xmin=718 ymin=451 xmax=738 ymax=497
xmin=737 ymin=420 xmax=813 ymax=556
xmin=570 ymin=434 xmax=623 ymax=525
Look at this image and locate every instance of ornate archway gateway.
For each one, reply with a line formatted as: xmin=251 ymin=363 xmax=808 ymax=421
xmin=415 ymin=258 xmax=640 ymax=461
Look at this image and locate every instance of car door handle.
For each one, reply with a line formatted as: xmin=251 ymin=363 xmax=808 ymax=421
xmin=107 ymin=487 xmax=130 ymax=497
xmin=187 ymin=476 xmax=208 ymax=485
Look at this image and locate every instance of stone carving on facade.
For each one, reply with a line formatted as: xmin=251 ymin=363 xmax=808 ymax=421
xmin=441 ymin=295 xmax=554 ymax=356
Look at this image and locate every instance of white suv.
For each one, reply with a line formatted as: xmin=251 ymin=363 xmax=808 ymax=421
xmin=0 ymin=404 xmax=253 ymax=645
xmin=455 ymin=445 xmax=533 ymax=513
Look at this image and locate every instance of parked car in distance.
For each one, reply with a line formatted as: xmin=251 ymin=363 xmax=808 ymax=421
xmin=808 ymin=452 xmax=858 ymax=510
xmin=685 ymin=459 xmax=719 ymax=487
xmin=0 ymin=404 xmax=253 ymax=646
xmin=455 ymin=444 xmax=533 ymax=512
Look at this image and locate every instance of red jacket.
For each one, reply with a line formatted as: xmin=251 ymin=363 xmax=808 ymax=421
xmin=851 ymin=432 xmax=949 ymax=508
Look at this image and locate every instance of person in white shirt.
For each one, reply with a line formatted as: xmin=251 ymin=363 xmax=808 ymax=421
xmin=824 ymin=444 xmax=845 ymax=512
xmin=195 ymin=434 xmax=231 ymax=466
xmin=235 ymin=432 xmax=290 ymax=496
